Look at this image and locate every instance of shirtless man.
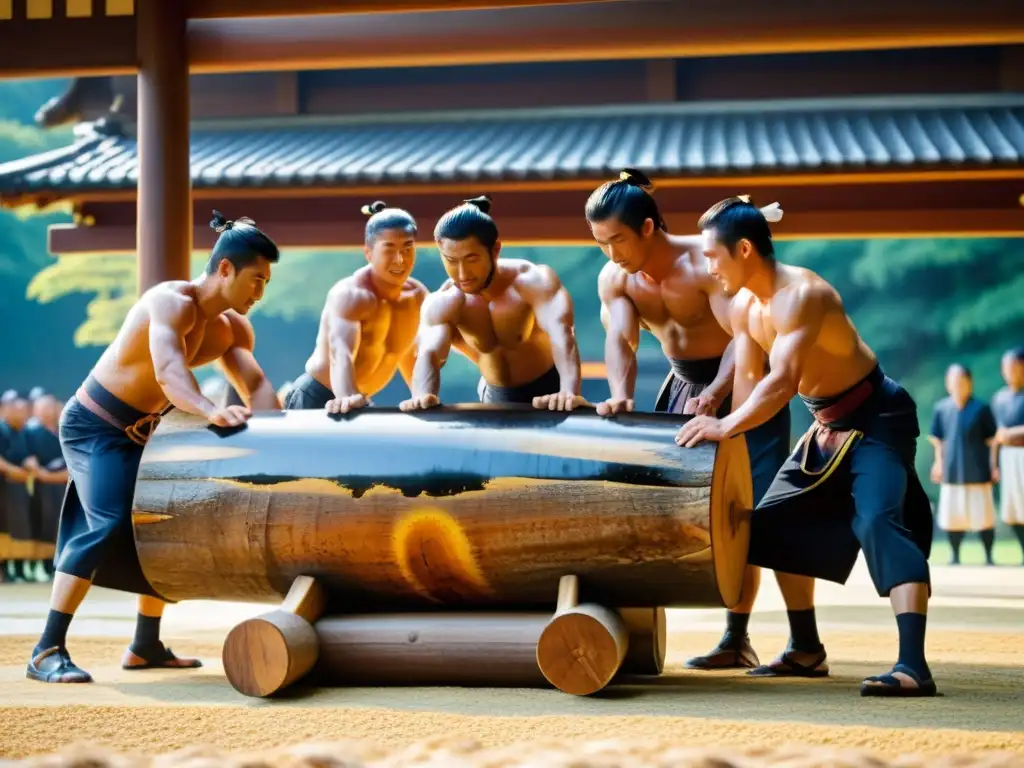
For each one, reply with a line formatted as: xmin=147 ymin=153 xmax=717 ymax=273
xmin=676 ymin=197 xmax=936 ymax=697
xmin=400 ymin=196 xmax=584 ymax=411
xmin=26 ymin=211 xmax=281 ymax=684
xmin=286 ymin=201 xmax=427 ymax=412
xmin=587 ymin=170 xmax=822 ymax=677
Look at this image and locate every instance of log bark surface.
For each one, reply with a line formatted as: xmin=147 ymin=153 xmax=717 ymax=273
xmin=315 ymin=612 xmax=551 ymax=687
xmin=132 ymin=408 xmax=752 ymax=609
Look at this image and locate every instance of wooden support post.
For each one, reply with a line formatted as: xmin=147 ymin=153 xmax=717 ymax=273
xmin=535 ymin=574 xmax=629 ymax=696
xmin=222 ymin=575 xmax=325 ymax=698
xmin=618 ymin=607 xmax=667 ymax=676
xmin=136 ymin=0 xmax=191 ymax=292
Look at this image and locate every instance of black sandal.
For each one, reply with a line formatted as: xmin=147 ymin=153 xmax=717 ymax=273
xmin=860 ymin=663 xmax=938 ymax=697
xmin=26 ymin=646 xmax=93 ymax=683
xmin=685 ymin=636 xmax=760 ymax=670
xmin=123 ymin=643 xmax=203 ymax=671
xmin=747 ymin=647 xmax=829 ymax=678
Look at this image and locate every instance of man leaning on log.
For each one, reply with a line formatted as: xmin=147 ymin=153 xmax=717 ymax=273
xmin=285 ymin=201 xmax=428 ymax=413
xmin=400 ymin=195 xmax=586 ymax=412
xmin=26 ymin=211 xmax=282 ymax=684
xmin=585 ymin=170 xmax=827 ymax=678
xmin=676 ymin=196 xmax=937 ymax=697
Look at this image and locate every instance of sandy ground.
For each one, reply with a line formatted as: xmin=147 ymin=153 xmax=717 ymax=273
xmin=2 ymin=557 xmax=1023 ymax=766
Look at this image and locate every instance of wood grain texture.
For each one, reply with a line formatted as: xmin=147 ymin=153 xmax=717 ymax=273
xmin=132 ymin=408 xmax=752 ymax=610
xmin=536 ymin=604 xmax=629 ymax=695
xmin=221 ymin=609 xmax=319 ymax=697
xmin=315 ymin=612 xmax=551 ymax=687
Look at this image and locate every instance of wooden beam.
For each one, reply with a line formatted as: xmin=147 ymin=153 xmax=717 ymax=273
xmin=4 ymin=0 xmax=1022 ymax=79
xmin=186 ymin=0 xmax=1024 ymax=74
xmin=136 ymin=0 xmax=191 ymax=289
xmin=47 ymin=208 xmax=1024 ymax=255
xmin=184 ymin=0 xmax=622 ymax=19
xmin=0 ymin=13 xmax=136 ymax=77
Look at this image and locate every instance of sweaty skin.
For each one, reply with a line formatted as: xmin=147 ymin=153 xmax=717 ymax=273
xmin=90 ymin=281 xmax=280 ymax=424
xmin=597 ymin=244 xmax=735 ymax=414
xmin=678 ymin=264 xmax=878 ymax=445
xmin=303 ymin=265 xmax=427 ymax=412
xmin=402 ymin=258 xmax=582 ymax=410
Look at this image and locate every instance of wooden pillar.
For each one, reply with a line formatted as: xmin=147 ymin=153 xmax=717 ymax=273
xmin=136 ymin=0 xmax=191 ymax=293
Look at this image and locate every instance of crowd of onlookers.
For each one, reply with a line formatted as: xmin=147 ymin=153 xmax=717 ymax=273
xmin=0 ymin=386 xmax=67 ymax=584
xmin=927 ymin=347 xmax=1024 ymax=565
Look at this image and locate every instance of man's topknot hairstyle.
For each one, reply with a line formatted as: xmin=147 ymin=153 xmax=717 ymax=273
xmin=433 ymin=195 xmax=499 ymax=252
xmin=585 ymin=167 xmax=667 ymax=235
xmin=206 ymin=210 xmax=280 ymax=275
xmin=697 ymin=195 xmax=776 ymax=263
xmin=361 ymin=200 xmax=417 ymax=245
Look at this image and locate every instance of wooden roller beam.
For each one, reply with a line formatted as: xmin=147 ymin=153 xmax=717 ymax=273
xmin=222 ymin=575 xmax=325 ymax=698
xmin=186 ymin=1 xmax=1024 ymax=75
xmin=316 ymin=608 xmax=664 ymax=687
xmin=618 ymin=607 xmax=667 ymax=677
xmin=316 ymin=612 xmax=551 ymax=687
xmin=184 ymin=0 xmax=623 ymax=19
xmin=536 ymin=575 xmax=630 ymax=696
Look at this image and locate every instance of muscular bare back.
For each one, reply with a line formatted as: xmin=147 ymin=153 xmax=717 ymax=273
xmin=90 ymin=281 xmax=256 ymax=415
xmin=732 ymin=264 xmax=878 ymax=399
xmin=304 ymin=266 xmax=427 ymax=397
xmin=599 ymin=241 xmax=733 ymax=361
xmin=427 ymin=259 xmax=564 ymax=387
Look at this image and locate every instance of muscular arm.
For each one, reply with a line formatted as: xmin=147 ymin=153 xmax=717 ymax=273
xmin=217 ymin=313 xmax=280 ymax=410
xmin=598 ymin=264 xmax=641 ymax=401
xmin=409 ymin=292 xmax=457 ymax=399
xmin=149 ymin=293 xmax=220 ymax=419
xmin=720 ymin=284 xmax=828 ymax=437
xmin=522 ymin=265 xmax=581 ymax=395
xmin=731 ymin=322 xmax=769 ymax=414
xmin=326 ymin=288 xmax=375 ymax=400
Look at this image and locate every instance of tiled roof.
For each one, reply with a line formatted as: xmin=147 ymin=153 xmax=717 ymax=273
xmin=2 ymin=95 xmax=1022 ymax=200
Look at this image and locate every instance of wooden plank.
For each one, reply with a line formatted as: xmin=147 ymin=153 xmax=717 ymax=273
xmin=46 ymin=208 xmax=1024 ymax=255
xmin=0 ymin=13 xmax=136 ymax=77
xmin=184 ymin=0 xmax=622 ymax=20
xmin=186 ymin=1 xmax=1024 ymax=74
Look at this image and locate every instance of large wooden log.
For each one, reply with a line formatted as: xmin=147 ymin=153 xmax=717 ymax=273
xmin=131 ymin=407 xmax=752 ymax=610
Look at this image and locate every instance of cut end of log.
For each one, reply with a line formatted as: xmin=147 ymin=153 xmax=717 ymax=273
xmin=222 ymin=610 xmax=320 ymax=698
xmin=536 ymin=605 xmax=628 ymax=696
xmin=709 ymin=433 xmax=754 ymax=610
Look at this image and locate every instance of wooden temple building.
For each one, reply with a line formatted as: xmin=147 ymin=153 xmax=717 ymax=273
xmin=0 ymin=0 xmax=1023 ymax=296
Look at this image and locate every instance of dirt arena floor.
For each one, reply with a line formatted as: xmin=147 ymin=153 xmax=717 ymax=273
xmin=2 ymin=549 xmax=1023 ymax=767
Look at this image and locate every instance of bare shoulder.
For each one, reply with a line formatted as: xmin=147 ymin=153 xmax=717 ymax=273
xmin=597 ymin=260 xmax=628 ymax=301
xmin=513 ymin=259 xmax=564 ymax=297
xmin=404 ymin=276 xmax=430 ymax=305
xmin=773 ymin=267 xmax=841 ymax=330
xmin=225 ymin=309 xmax=255 ymax=342
xmin=327 ymin=273 xmax=379 ymax=320
xmin=144 ymin=281 xmax=198 ymax=326
xmin=728 ymin=289 xmax=757 ymax=333
xmin=422 ymin=283 xmax=464 ymax=325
